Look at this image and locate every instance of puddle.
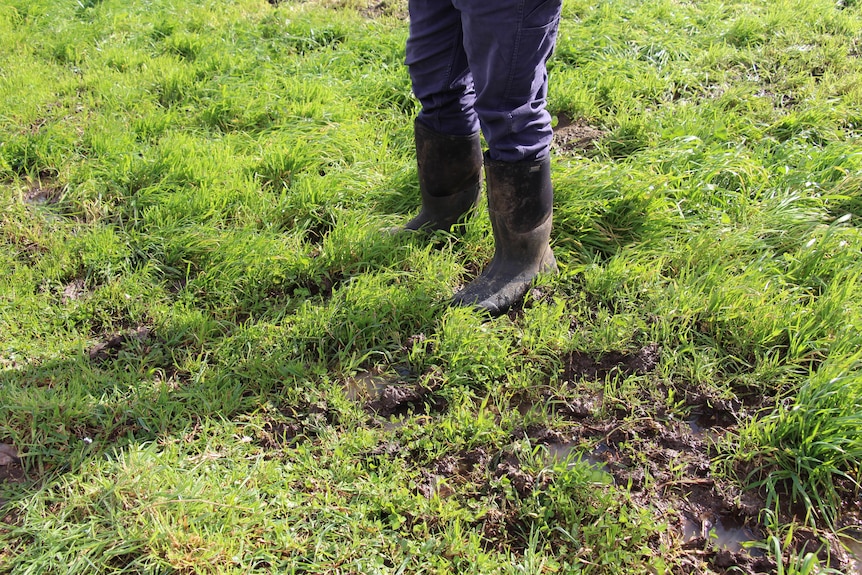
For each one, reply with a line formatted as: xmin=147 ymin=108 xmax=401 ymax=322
xmin=344 ymin=369 xmax=395 ymax=401
xmin=688 ymin=414 xmax=715 ymax=439
xmin=687 ymin=409 xmax=733 ymax=439
xmin=682 ymin=513 xmax=759 ymax=553
xmin=542 ymin=441 xmax=613 ymax=483
xmin=344 ymin=366 xmax=413 ymax=401
xmin=345 ymin=368 xmax=436 ymax=417
xmin=840 ymin=528 xmax=862 ymax=574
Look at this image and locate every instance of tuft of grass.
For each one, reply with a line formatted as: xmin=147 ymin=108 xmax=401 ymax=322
xmin=735 ymin=355 xmax=862 ymax=528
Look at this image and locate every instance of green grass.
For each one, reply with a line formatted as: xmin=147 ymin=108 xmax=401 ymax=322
xmin=2 ymin=0 xmax=862 ymax=573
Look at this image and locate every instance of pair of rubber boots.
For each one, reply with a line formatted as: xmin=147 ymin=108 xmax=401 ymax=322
xmin=404 ymin=120 xmax=557 ymax=317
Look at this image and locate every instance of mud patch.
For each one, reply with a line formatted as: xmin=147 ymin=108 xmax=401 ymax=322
xmin=344 ymin=368 xmax=394 ymax=401
xmin=258 ymin=419 xmax=306 ymax=449
xmin=297 ymin=271 xmax=343 ymax=299
xmin=360 ymin=0 xmax=408 ymax=19
xmin=516 ymin=393 xmax=778 ymax=572
xmin=0 ymin=443 xmax=23 ymax=481
xmin=88 ymin=326 xmax=153 ymax=363
xmin=680 ymin=512 xmax=760 ymax=553
xmin=0 ymin=444 xmax=24 ymax=487
xmin=552 ymin=113 xmax=606 ymax=156
xmin=540 ymin=439 xmax=614 ymax=478
xmin=268 ymin=270 xmax=344 ymax=302
xmin=304 ymin=219 xmax=334 ymax=246
xmin=687 ymin=406 xmax=737 ymax=440
xmin=417 ymin=470 xmax=457 ymax=499
xmin=512 ymin=385 xmax=604 ymax=419
xmin=256 ymin=402 xmax=333 ymax=450
xmin=494 ymin=457 xmax=536 ymax=497
xmin=839 ymin=528 xmax=862 ymax=573
xmin=345 ymin=367 xmax=445 ymax=417
xmin=836 ymin=506 xmax=862 ymax=573
xmin=562 ymin=343 xmax=660 ymax=382
xmin=61 ymin=278 xmax=88 ymax=303
xmin=22 ymin=178 xmax=63 ymax=206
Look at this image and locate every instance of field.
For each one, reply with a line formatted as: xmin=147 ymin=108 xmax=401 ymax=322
xmin=1 ymin=0 xmax=862 ymax=572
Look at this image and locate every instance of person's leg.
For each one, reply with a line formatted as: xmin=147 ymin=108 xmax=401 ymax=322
xmin=457 ymin=0 xmax=562 ymax=162
xmin=451 ymin=0 xmax=562 ymax=314
xmin=400 ymin=0 xmax=484 ymax=233
xmin=406 ymin=0 xmax=479 ymax=136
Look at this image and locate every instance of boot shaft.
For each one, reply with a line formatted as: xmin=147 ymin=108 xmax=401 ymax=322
xmin=415 ymin=119 xmax=483 ymax=199
xmin=403 ymin=119 xmax=483 ymax=232
xmin=484 ymin=154 xmax=554 ymax=235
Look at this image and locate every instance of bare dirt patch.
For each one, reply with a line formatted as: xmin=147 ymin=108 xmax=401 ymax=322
xmin=0 ymin=444 xmax=23 ymax=484
xmin=256 ymin=403 xmax=332 ymax=449
xmin=562 ymin=343 xmax=661 ymax=382
xmin=61 ymin=278 xmax=88 ymax=303
xmin=88 ymin=326 xmax=153 ymax=363
xmin=553 ymin=113 xmax=606 ymax=156
xmin=0 ymin=443 xmax=25 ymax=510
xmin=360 ymin=0 xmax=408 ymax=19
xmin=345 ymin=366 xmax=446 ymax=418
xmin=23 ymin=179 xmax=64 ymax=205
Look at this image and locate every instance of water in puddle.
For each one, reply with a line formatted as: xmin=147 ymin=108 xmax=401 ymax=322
xmin=840 ymin=528 xmax=862 ymax=574
xmin=688 ymin=415 xmax=709 ymax=437
xmin=687 ymin=412 xmax=726 ymax=441
xmin=542 ymin=442 xmax=613 ymax=483
xmin=344 ymin=369 xmax=394 ymax=401
xmin=682 ymin=513 xmax=759 ymax=553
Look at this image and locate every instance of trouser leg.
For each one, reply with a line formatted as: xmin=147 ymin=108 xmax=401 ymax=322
xmin=407 ymin=0 xmax=562 ymax=159
xmin=456 ymin=0 xmax=562 ymax=162
xmin=406 ymin=0 xmax=479 ymax=136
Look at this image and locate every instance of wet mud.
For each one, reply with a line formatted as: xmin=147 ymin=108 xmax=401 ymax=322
xmin=344 ymin=366 xmax=445 ymax=418
xmin=840 ymin=528 xmax=862 ymax=574
xmin=562 ymin=343 xmax=661 ymax=383
xmin=23 ymin=180 xmax=63 ymax=206
xmin=0 ymin=444 xmax=23 ymax=481
xmin=519 ymin=404 xmax=783 ymax=572
xmin=61 ymin=278 xmax=88 ymax=303
xmin=339 ymin=344 xmax=862 ymax=572
xmin=256 ymin=402 xmax=336 ymax=450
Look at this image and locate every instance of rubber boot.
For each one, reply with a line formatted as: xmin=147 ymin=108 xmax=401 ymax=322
xmin=452 ymin=154 xmax=557 ymax=316
xmin=403 ymin=119 xmax=483 ymax=232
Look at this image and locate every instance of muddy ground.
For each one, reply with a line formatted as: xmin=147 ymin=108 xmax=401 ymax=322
xmin=336 ymin=341 xmax=860 ymax=574
xmin=3 ymin=322 xmax=854 ymax=573
xmin=0 ymin=444 xmax=24 ymax=511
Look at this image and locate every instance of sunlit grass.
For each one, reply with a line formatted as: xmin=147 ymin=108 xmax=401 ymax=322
xmin=2 ymin=0 xmax=862 ymax=572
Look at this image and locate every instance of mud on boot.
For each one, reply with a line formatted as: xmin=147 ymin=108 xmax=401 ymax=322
xmin=402 ymin=119 xmax=483 ymax=233
xmin=452 ymin=153 xmax=557 ymax=316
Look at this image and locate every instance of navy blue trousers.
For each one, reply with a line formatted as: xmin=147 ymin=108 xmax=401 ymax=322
xmin=406 ymin=0 xmax=563 ymax=162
